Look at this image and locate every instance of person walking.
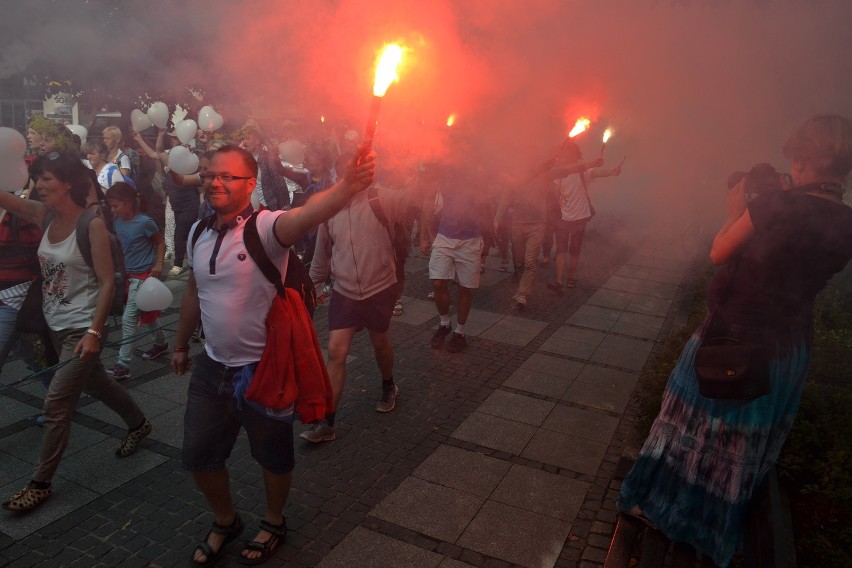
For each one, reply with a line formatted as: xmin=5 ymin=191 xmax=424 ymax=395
xmin=0 ymin=152 xmax=151 ymax=514
xmin=170 ymin=145 xmax=376 ymax=565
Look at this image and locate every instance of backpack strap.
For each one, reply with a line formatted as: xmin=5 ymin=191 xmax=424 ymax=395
xmin=190 ymin=215 xmax=216 ymax=251
xmin=75 ymin=209 xmax=98 ymax=268
xmin=367 ymin=187 xmax=394 ymax=245
xmin=244 ymin=212 xmax=286 ymax=297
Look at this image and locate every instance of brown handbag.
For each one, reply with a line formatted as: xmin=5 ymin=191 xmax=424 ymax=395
xmin=694 ymin=337 xmax=770 ymax=400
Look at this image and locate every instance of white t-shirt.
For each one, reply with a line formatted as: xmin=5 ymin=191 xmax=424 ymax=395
xmin=114 ymin=152 xmax=132 ymax=172
xmin=188 ymin=209 xmax=289 ymax=366
xmin=557 ymin=172 xmax=593 ymax=221
xmin=39 ymin=225 xmax=100 ymax=331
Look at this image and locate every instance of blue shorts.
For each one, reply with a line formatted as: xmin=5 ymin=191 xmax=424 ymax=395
xmin=182 ymin=351 xmax=295 ymax=474
xmin=328 ymin=285 xmax=396 ymax=333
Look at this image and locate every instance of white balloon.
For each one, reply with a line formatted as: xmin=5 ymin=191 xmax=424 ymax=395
xmin=0 ymin=127 xmax=27 ymax=157
xmin=209 ymin=111 xmax=224 ymax=131
xmin=147 ymin=102 xmax=169 ymax=129
xmin=167 ymin=145 xmax=199 ymax=175
xmin=66 ymin=124 xmax=87 ymax=145
xmin=175 ymin=119 xmax=198 ymax=145
xmin=135 ymin=277 xmax=174 ymax=312
xmin=198 ymin=107 xmax=216 ymax=131
xmin=0 ymin=157 xmax=29 ymax=190
xmin=130 ymin=109 xmax=153 ymax=133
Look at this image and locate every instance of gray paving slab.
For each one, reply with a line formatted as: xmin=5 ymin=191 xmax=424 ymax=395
xmin=539 ymin=325 xmax=607 ymax=359
xmin=133 ymin=373 xmax=190 ymax=404
xmin=439 ymin=559 xmax=476 ymax=568
xmin=0 ymin=359 xmax=34 ymax=386
xmin=371 ymin=477 xmax=485 ymax=542
xmin=451 ymin=411 xmax=538 ymax=455
xmin=477 ymin=390 xmax=555 ymax=427
xmin=586 ymin=288 xmax=634 ymax=310
xmin=317 ymin=526 xmax=444 ymax=568
xmin=519 ymin=353 xmax=586 ymax=380
xmin=14 ymin=379 xmax=50 ymax=399
xmin=566 ymin=305 xmax=622 ymax=332
xmin=611 ymin=311 xmax=665 ymax=340
xmin=502 ymin=367 xmax=574 ymax=399
xmin=75 ymin=389 xmax=180 ymax=427
xmin=0 ymin=476 xmax=99 ymax=540
xmin=460 ymin=308 xmax=504 ymax=337
xmin=564 ymin=366 xmax=638 ymax=414
xmin=613 ymin=264 xmax=652 ymax=280
xmin=648 ymin=267 xmax=685 ymax=284
xmin=521 ymin=429 xmax=608 ymax=475
xmin=541 ymin=404 xmax=620 ymax=444
xmin=0 ymin=423 xmax=110 ymax=464
xmin=478 ymin=314 xmax=548 ymax=348
xmin=0 ymin=396 xmax=39 ymax=428
xmin=626 ymin=294 xmax=673 ymax=317
xmin=457 ymin=500 xmax=570 ymax=568
xmin=491 ymin=463 xmax=589 ymax=522
xmin=56 ymin=439 xmax=168 ymax=494
xmin=145 ymin=406 xmax=185 ymax=448
xmin=590 ymin=335 xmax=654 ymax=371
xmin=393 ymin=297 xmax=441 ymax=326
xmin=0 ymin=453 xmax=33 ymax=487
xmin=413 ymin=444 xmax=511 ymax=498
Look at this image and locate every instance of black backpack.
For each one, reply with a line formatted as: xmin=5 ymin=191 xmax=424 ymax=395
xmin=44 ymin=209 xmax=127 ymax=317
xmin=190 ymin=212 xmax=317 ymax=315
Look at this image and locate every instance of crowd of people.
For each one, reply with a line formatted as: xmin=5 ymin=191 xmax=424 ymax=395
xmin=1 ymin=110 xmax=851 ymax=567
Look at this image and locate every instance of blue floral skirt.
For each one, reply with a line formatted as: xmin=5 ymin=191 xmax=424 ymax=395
xmin=617 ymin=318 xmax=811 ymax=567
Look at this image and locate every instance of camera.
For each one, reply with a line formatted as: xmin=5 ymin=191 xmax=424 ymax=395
xmin=727 ymin=163 xmax=785 ymax=196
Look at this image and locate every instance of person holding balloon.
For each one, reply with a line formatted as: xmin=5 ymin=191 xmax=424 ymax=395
xmin=0 ymin=151 xmax=151 ymax=513
xmin=104 ymin=182 xmax=169 ymax=380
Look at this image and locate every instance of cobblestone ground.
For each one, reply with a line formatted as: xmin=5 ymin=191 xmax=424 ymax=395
xmin=0 ymin=218 xmax=696 ymax=568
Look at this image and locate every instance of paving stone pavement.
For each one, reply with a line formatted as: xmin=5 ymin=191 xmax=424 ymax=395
xmin=0 ymin=221 xmax=700 ymax=567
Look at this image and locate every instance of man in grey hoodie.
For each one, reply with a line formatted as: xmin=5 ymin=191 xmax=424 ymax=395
xmin=301 ymin=181 xmax=411 ymax=443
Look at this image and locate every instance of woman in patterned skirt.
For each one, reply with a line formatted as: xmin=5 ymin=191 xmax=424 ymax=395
xmin=618 ymin=114 xmax=852 ymax=566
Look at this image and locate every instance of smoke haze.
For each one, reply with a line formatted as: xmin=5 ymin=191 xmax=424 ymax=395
xmin=4 ymin=0 xmax=852 ymax=231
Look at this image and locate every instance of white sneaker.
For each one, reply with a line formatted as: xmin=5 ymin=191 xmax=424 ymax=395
xmin=168 ymin=265 xmax=184 ymax=277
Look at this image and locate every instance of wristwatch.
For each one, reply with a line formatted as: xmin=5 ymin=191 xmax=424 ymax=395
xmin=87 ymin=328 xmax=102 ymax=339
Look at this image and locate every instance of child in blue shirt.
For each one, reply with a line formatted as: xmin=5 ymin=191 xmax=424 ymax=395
xmin=106 ymin=183 xmax=168 ymax=379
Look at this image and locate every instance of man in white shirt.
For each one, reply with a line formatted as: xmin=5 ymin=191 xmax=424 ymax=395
xmin=171 ymin=145 xmax=376 ymax=565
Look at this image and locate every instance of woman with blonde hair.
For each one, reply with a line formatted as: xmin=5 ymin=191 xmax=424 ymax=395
xmin=618 ymin=114 xmax=852 ymax=567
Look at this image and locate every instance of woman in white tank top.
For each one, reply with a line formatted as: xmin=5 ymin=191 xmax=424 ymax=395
xmin=0 ymin=151 xmax=151 ymax=513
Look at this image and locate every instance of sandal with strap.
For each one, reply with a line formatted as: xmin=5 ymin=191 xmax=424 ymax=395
xmin=192 ymin=513 xmax=244 ymax=565
xmin=2 ymin=481 xmax=52 ymax=512
xmin=240 ymin=518 xmax=287 ymax=565
xmin=392 ymin=301 xmax=403 ymax=316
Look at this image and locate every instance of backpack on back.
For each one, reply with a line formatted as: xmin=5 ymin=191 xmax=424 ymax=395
xmin=190 ymin=212 xmax=317 ymax=316
xmin=42 ymin=208 xmax=127 ymax=318
xmin=76 ymin=209 xmax=127 ymax=317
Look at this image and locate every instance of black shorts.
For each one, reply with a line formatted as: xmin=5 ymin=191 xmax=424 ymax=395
xmin=555 ymin=217 xmax=590 ymax=255
xmin=328 ymin=285 xmax=396 ymax=333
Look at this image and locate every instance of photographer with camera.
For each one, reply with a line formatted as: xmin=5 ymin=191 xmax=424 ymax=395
xmin=617 ymin=114 xmax=852 ymax=567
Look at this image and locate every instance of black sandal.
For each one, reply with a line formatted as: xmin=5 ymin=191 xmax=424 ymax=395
xmin=191 ymin=513 xmax=244 ymax=565
xmin=239 ymin=518 xmax=287 ymax=565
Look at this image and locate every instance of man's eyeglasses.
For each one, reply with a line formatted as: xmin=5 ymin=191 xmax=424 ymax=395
xmin=199 ymin=173 xmax=253 ymax=183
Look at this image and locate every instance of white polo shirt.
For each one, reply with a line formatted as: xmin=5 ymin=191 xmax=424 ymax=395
xmin=188 ymin=208 xmax=289 ymax=366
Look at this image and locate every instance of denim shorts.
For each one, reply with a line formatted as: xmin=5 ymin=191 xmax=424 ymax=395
xmin=182 ymin=351 xmax=295 ymax=474
xmin=328 ymin=285 xmax=396 ymax=333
